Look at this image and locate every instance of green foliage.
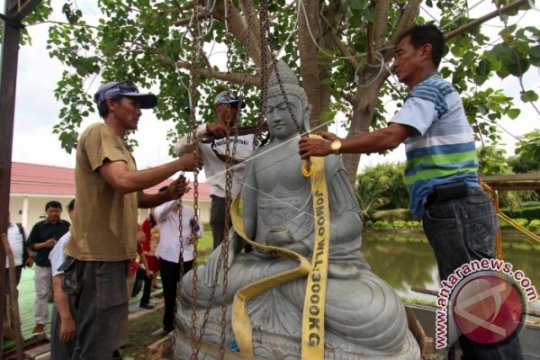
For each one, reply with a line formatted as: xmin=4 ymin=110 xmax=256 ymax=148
xmin=19 ymin=0 xmax=539 ymax=158
xmin=507 ymin=129 xmax=540 ymax=174
xmin=513 ymin=130 xmax=540 ymax=169
xmin=371 ymin=208 xmax=414 ymax=221
xmin=529 ymin=219 xmax=540 ymax=230
xmin=356 ymin=162 xmax=409 ymax=218
xmin=501 ymin=206 xmax=540 ymax=223
xmin=477 ymin=145 xmax=510 ymax=175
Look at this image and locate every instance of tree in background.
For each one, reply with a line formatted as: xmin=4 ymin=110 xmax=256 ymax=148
xmin=356 ymin=162 xmax=408 ymax=218
xmin=13 ymin=0 xmax=540 ymax=184
xmin=509 ymin=129 xmax=540 ymax=174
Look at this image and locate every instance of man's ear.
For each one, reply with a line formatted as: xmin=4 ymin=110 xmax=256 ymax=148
xmin=106 ymin=97 xmax=117 ymax=113
xmin=421 ymin=43 xmax=433 ymax=63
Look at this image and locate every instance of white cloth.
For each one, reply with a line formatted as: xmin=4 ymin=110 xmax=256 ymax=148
xmin=175 ymin=124 xmax=255 ymax=198
xmin=6 ymin=223 xmax=25 ymax=267
xmin=154 ymin=201 xmax=203 ymax=263
xmin=49 ymin=231 xmax=71 ymax=277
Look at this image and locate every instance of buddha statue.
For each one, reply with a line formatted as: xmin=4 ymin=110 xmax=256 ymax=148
xmin=175 ymin=61 xmax=420 ymax=359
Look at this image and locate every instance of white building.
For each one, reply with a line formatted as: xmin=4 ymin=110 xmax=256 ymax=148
xmin=9 ymin=162 xmax=211 ymax=229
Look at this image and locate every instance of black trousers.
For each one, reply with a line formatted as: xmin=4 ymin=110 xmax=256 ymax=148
xmin=135 ymin=267 xmax=152 ymax=307
xmin=159 ymin=258 xmax=193 ymax=332
xmin=210 ymin=195 xmax=252 ymax=252
xmin=210 ymin=196 xmax=227 ymax=250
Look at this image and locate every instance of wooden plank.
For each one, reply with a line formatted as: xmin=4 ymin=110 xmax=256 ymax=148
xmin=481 ymin=173 xmax=540 ymax=182
xmin=406 ymin=307 xmax=434 ymax=358
xmin=146 ymin=335 xmax=172 ymax=360
xmin=147 ymin=331 xmax=263 ymax=360
xmin=481 ymin=173 xmax=540 ymax=191
xmin=484 ymin=183 xmax=540 ymax=191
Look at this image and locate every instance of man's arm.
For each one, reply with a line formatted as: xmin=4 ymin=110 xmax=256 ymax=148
xmin=175 ymin=123 xmax=230 ymax=155
xmin=298 ymin=123 xmax=415 ymax=159
xmin=98 ymin=153 xmax=201 ymax=195
xmin=138 ymin=176 xmax=191 ymax=209
xmin=53 ymin=275 xmax=76 ymax=342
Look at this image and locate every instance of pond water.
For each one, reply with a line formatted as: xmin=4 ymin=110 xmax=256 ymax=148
xmin=361 ymin=229 xmax=540 ymax=312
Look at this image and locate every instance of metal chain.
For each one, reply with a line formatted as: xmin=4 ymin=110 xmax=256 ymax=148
xmin=258 ymin=0 xmax=270 ymax=145
xmin=260 ymin=0 xmax=303 ymax=137
xmin=218 ymin=0 xmax=237 ymax=357
xmin=186 ymin=3 xmax=202 ymax=359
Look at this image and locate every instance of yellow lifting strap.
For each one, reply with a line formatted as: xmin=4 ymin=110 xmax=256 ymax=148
xmin=481 ymin=181 xmax=540 ymax=252
xmin=481 ymin=181 xmax=503 ymax=259
xmin=497 ymin=211 xmax=540 ymax=244
xmin=230 ymin=135 xmax=330 ymax=359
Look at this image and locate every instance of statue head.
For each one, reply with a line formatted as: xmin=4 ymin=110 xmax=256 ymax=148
xmin=265 ymin=61 xmax=312 ymax=141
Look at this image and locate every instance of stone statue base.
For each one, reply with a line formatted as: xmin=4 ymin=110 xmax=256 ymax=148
xmin=174 ymin=290 xmax=421 ymax=360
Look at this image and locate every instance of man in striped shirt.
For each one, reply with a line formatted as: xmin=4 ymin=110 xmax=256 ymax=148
xmin=299 ymin=24 xmax=522 ymax=359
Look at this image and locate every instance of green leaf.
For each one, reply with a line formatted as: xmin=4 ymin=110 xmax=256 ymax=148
xmin=521 ymin=90 xmax=539 ymax=102
xmin=530 ymin=45 xmax=540 ymax=66
xmin=507 ymin=108 xmax=521 ymax=120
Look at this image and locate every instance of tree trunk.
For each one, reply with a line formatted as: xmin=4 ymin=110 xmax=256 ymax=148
xmin=298 ymin=0 xmax=322 ymax=129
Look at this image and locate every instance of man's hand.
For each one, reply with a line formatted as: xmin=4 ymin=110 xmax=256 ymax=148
xmin=206 ymin=123 xmax=228 ymax=138
xmin=167 ymin=175 xmax=191 ymax=200
xmin=188 ymin=234 xmax=199 ymax=245
xmin=24 ymin=255 xmax=34 ymax=268
xmin=298 ymin=131 xmax=340 ymax=160
xmin=60 ymin=316 xmax=77 ymax=342
xmin=42 ymin=238 xmax=57 ymax=249
xmin=178 ymin=152 xmax=203 ymax=171
xmin=136 ymin=230 xmax=145 ymax=245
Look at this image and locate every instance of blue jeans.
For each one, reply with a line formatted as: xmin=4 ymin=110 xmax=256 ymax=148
xmin=423 ymin=187 xmax=496 ymax=281
xmin=423 ymin=187 xmax=523 ymax=359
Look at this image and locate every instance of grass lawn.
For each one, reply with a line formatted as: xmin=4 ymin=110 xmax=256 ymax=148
xmin=122 ymin=231 xmax=214 ymax=358
xmin=124 ymin=309 xmax=164 ymax=359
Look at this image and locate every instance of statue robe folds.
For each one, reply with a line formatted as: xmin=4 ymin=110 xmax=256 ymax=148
xmin=176 ymin=138 xmax=421 ymax=359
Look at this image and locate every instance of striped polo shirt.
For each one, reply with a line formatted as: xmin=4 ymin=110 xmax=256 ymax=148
xmin=390 ymin=72 xmax=479 ymax=218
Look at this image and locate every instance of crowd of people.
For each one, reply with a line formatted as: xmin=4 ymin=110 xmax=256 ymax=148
xmin=3 ymin=23 xmax=523 ymax=359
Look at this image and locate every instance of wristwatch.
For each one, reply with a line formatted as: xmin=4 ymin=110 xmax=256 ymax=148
xmin=330 ymin=139 xmax=342 ymax=155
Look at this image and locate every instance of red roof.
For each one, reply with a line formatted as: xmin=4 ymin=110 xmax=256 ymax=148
xmin=10 ymin=162 xmax=210 ymax=200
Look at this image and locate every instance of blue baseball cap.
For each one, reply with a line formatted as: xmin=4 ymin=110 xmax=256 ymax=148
xmin=94 ymin=81 xmax=158 ymax=109
xmin=214 ymin=90 xmax=245 ymax=108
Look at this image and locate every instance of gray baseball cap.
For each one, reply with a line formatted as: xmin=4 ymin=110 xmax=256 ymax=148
xmin=214 ymin=90 xmax=245 ymax=108
xmin=94 ymin=81 xmax=157 ymax=109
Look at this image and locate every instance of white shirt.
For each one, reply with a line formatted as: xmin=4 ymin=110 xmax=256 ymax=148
xmin=6 ymin=223 xmax=26 ymax=267
xmin=49 ymin=231 xmax=71 ymax=277
xmin=154 ymin=201 xmax=203 ymax=263
xmin=176 ymin=124 xmax=255 ymax=198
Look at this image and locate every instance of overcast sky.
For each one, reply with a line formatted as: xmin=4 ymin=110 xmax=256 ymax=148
xmin=3 ymin=0 xmax=539 ymax=172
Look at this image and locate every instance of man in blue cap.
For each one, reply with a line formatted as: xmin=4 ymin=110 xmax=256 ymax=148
xmin=62 ymin=81 xmax=202 ymax=358
xmin=176 ymin=90 xmax=255 ymax=250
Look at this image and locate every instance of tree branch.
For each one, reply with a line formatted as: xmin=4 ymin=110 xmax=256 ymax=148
xmin=176 ymin=61 xmax=261 ymax=87
xmin=372 ymin=0 xmax=390 ymax=49
xmin=174 ymin=8 xmax=210 ymax=26
xmin=444 ymin=0 xmax=528 ymax=40
xmin=329 ymin=31 xmax=361 ymax=71
xmin=389 ymin=0 xmax=421 ymax=45
xmin=25 ymin=20 xmax=98 ymax=30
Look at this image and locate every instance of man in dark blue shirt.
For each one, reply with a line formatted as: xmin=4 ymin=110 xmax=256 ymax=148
xmin=26 ymin=200 xmax=70 ymax=336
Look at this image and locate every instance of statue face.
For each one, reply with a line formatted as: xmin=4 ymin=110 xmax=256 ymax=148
xmin=266 ymin=95 xmax=303 ymax=140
